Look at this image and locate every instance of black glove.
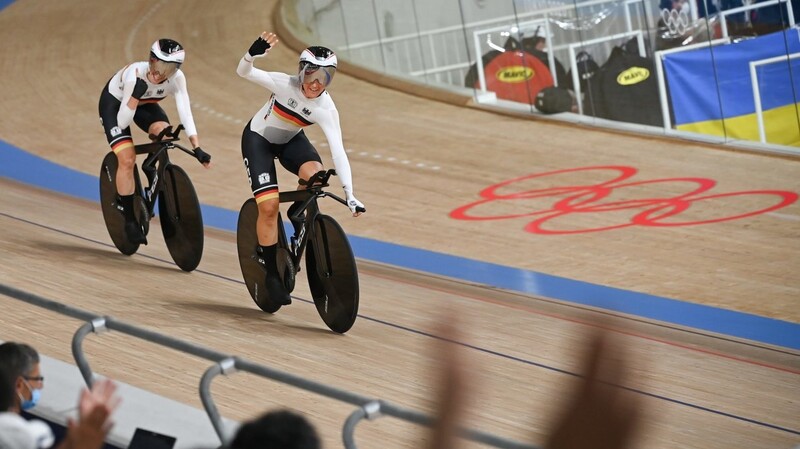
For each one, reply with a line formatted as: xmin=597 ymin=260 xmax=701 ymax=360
xmin=247 ymin=37 xmax=271 ymax=58
xmin=194 ymin=147 xmax=211 ymax=164
xmin=132 ymin=78 xmax=148 ymax=100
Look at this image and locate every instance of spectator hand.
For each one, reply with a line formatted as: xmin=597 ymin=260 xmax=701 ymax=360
xmin=58 ymin=379 xmax=121 ymax=449
xmin=544 ymin=331 xmax=643 ymax=449
xmin=427 ymin=312 xmax=472 ymax=449
xmin=131 ymin=78 xmax=148 ymax=100
xmin=346 ymin=193 xmax=365 ymax=216
xmin=248 ymin=32 xmax=279 ymax=58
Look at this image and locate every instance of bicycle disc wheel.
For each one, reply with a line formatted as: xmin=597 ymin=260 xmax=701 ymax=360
xmin=237 ymin=199 xmax=282 ymax=313
xmin=158 ymin=164 xmax=204 ymax=272
xmin=305 ymin=214 xmax=359 ymax=333
xmin=99 ymin=152 xmax=140 ymax=256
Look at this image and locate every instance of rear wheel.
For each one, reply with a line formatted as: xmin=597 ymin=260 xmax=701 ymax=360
xmin=99 ymin=152 xmax=140 ymax=256
xmin=237 ymin=199 xmax=282 ymax=313
xmin=159 ymin=164 xmax=204 ymax=272
xmin=305 ymin=214 xmax=359 ymax=333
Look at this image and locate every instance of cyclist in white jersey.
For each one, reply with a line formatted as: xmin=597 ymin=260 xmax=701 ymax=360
xmin=98 ymin=38 xmax=210 ymax=245
xmin=237 ymin=32 xmax=365 ymax=305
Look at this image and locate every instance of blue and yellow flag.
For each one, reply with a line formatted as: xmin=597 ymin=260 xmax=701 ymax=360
xmin=663 ymin=28 xmax=800 ymax=146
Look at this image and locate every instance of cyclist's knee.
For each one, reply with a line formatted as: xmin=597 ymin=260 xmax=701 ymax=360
xmin=257 ymin=198 xmax=279 ymax=221
xmin=149 ymin=121 xmax=170 ymax=139
xmin=116 ymin=150 xmax=136 ymax=170
xmin=298 ymin=161 xmax=324 ymax=183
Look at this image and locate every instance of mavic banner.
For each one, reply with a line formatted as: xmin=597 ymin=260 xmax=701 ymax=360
xmin=663 ymin=28 xmax=800 ymax=146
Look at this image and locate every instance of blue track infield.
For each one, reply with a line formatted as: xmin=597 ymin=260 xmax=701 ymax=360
xmin=2 ymin=139 xmax=799 ymax=351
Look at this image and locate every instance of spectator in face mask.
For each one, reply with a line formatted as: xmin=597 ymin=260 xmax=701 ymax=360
xmin=0 ymin=345 xmax=121 ymax=449
xmin=0 ymin=342 xmax=43 ymax=414
xmin=0 ymin=359 xmax=53 ymax=449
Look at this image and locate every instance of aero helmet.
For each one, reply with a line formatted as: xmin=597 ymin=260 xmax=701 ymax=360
xmin=298 ymin=46 xmax=337 ymax=87
xmin=149 ymin=39 xmax=185 ymax=78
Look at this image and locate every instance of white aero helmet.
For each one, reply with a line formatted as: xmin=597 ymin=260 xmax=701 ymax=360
xmin=149 ymin=38 xmax=185 ymax=79
xmin=298 ymin=46 xmax=337 ymax=87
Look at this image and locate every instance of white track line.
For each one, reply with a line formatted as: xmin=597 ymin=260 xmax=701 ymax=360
xmin=766 ymin=212 xmax=800 ymax=221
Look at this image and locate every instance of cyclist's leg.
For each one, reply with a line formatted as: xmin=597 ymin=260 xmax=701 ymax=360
xmin=242 ymin=122 xmax=291 ymax=305
xmin=279 ymin=130 xmax=324 ymax=185
xmin=134 ymin=104 xmax=170 ymax=176
xmin=99 ymin=87 xmax=146 ymax=244
xmin=99 ymin=87 xmax=136 ymax=196
xmin=242 ymin=126 xmax=281 ymax=245
xmin=133 ymin=103 xmax=170 ymax=140
xmin=148 ymin=121 xmax=171 ymax=140
xmin=279 ymin=131 xmax=323 ymax=234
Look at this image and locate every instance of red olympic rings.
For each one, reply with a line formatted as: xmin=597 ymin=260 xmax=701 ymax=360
xmin=449 ymin=166 xmax=798 ymax=235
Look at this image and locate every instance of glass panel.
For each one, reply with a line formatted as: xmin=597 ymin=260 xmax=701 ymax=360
xmin=460 ymin=0 xmax=524 ymax=104
xmin=283 ymin=0 xmax=800 ymax=151
xmin=283 ymin=0 xmax=349 ymax=48
xmin=569 ymin=0 xmax=667 ymax=130
xmin=710 ymin=2 xmax=800 ymax=145
xmin=660 ymin=0 xmax=800 ymax=145
xmin=339 ymin=0 xmax=386 ymax=71
xmin=751 ymin=51 xmax=800 ymax=146
xmin=406 ymin=0 xmax=473 ymax=87
xmin=459 ymin=0 xmax=571 ymax=113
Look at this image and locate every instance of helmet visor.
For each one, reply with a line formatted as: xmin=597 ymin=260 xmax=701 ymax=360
xmin=300 ymin=64 xmax=336 ymax=87
xmin=150 ymin=59 xmax=181 ymax=80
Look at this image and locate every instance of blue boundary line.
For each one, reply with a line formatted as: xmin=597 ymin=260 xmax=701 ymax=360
xmin=2 ymin=140 xmax=799 ymax=351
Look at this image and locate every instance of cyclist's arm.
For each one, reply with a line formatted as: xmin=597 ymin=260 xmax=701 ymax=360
xmin=318 ymin=108 xmax=354 ymax=196
xmin=172 ymin=71 xmax=199 ymax=142
xmin=236 ymin=53 xmax=279 ymax=92
xmin=116 ymin=68 xmax=141 ymax=130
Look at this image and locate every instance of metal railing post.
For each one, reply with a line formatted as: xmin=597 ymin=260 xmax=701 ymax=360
xmin=343 ymin=401 xmax=382 ymax=449
xmin=199 ymin=357 xmax=237 ymax=446
xmin=70 ymin=317 xmax=108 ymax=388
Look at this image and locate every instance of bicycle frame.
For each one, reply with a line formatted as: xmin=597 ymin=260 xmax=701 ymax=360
xmin=132 ymin=125 xmax=195 ymax=220
xmin=278 ymin=170 xmax=349 ymax=267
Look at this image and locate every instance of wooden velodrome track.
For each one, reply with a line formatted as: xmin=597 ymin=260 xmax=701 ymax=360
xmin=0 ymin=0 xmax=798 ymax=448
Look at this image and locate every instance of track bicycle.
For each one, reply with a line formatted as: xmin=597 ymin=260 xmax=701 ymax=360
xmin=99 ymin=125 xmax=207 ymax=272
xmin=237 ymin=169 xmax=364 ymax=333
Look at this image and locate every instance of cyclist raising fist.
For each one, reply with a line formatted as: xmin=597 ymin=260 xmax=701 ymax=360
xmin=98 ymin=38 xmax=209 ymax=245
xmin=237 ymin=31 xmax=365 ymax=306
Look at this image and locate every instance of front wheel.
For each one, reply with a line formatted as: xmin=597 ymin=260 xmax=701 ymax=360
xmin=158 ymin=164 xmax=204 ymax=271
xmin=306 ymin=214 xmax=359 ymax=333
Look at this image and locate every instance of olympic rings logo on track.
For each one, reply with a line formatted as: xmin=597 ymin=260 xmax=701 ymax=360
xmin=449 ymin=166 xmax=798 ymax=235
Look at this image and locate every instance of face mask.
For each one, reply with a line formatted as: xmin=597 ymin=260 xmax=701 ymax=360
xmin=19 ymin=379 xmax=41 ymax=410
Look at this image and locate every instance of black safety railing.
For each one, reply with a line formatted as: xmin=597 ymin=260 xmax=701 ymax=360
xmin=0 ymin=283 xmax=536 ymax=449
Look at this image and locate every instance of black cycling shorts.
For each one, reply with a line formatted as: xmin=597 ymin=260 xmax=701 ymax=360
xmin=241 ymin=122 xmax=322 ymax=202
xmin=98 ymin=82 xmax=169 ymax=151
